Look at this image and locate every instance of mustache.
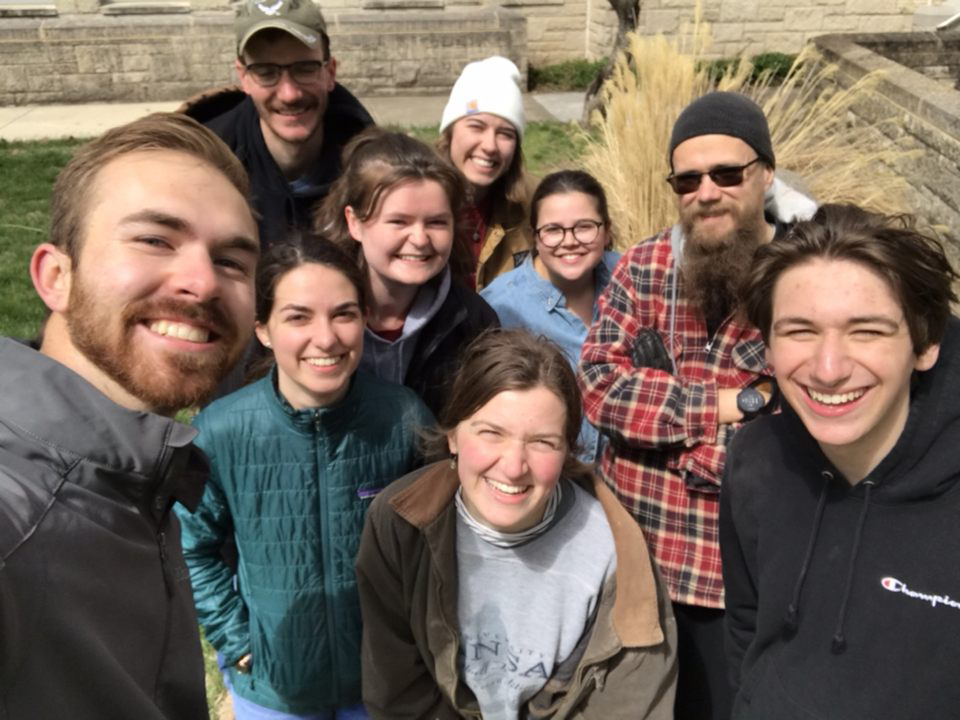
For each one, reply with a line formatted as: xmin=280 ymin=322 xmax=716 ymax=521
xmin=271 ymin=99 xmax=318 ymax=113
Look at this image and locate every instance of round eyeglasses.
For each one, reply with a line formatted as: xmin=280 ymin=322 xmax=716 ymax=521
xmin=535 ymin=219 xmax=605 ymax=248
xmin=243 ymin=60 xmax=329 ymax=87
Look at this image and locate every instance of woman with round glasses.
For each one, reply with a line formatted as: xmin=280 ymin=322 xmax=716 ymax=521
xmin=481 ymin=170 xmax=620 ymax=463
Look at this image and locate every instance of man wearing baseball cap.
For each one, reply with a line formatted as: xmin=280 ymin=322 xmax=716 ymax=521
xmin=579 ymin=92 xmax=811 ymax=720
xmin=184 ymin=0 xmax=373 ymax=249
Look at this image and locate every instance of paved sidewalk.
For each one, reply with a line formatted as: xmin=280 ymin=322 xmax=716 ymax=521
xmin=0 ymin=92 xmax=584 ymax=141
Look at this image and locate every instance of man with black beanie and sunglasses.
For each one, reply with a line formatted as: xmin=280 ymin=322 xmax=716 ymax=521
xmin=578 ymin=92 xmax=813 ymax=720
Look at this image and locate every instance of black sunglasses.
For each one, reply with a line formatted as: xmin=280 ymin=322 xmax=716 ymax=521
xmin=666 ymin=157 xmax=762 ymax=195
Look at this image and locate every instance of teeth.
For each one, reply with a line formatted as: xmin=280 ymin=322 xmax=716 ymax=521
xmin=149 ymin=320 xmax=209 ymax=343
xmin=471 ymin=157 xmax=495 ymax=168
xmin=398 ymin=254 xmax=429 ymax=261
xmin=305 ymin=357 xmax=341 ymax=367
xmin=808 ymin=388 xmax=866 ymax=405
xmin=487 ymin=478 xmax=526 ymax=495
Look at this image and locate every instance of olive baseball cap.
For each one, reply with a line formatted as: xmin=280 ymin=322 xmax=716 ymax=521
xmin=235 ymin=0 xmax=328 ymax=56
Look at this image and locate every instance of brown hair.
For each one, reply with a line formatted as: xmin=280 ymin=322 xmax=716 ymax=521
xmin=424 ymin=328 xmax=586 ymax=474
xmin=315 ymin=127 xmax=472 ymax=279
xmin=255 ymin=231 xmax=366 ymax=324
xmin=741 ymin=203 xmax=958 ymax=354
xmin=437 ymin=123 xmax=528 ymax=210
xmin=247 ymin=231 xmax=364 ymax=381
xmin=50 ymin=112 xmax=251 ymax=265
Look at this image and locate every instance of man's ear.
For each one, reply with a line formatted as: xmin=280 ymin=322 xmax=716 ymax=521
xmin=916 ymin=342 xmax=940 ymax=373
xmin=325 ymin=56 xmax=338 ymax=90
xmin=30 ymin=243 xmax=72 ymax=313
xmin=236 ymin=57 xmax=251 ymax=91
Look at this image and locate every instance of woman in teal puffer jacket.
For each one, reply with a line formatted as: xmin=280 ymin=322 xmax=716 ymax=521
xmin=177 ymin=236 xmax=433 ymax=719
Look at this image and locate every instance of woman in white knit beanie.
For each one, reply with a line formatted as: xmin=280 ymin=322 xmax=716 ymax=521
xmin=438 ymin=55 xmax=532 ymax=289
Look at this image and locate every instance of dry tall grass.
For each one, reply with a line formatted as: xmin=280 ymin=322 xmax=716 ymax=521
xmin=582 ymin=9 xmax=912 ymax=249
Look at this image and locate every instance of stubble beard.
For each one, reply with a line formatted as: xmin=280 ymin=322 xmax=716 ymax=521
xmin=65 ymin=272 xmax=245 ymax=415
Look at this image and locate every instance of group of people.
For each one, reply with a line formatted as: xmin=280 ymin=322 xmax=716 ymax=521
xmin=1 ymin=1 xmax=958 ymax=719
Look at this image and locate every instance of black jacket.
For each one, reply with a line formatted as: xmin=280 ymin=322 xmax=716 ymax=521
xmin=0 ymin=339 xmax=209 ymax=720
xmin=182 ymin=84 xmax=373 ymax=248
xmin=721 ymin=316 xmax=960 ymax=719
xmin=406 ymin=280 xmax=499 ymax=416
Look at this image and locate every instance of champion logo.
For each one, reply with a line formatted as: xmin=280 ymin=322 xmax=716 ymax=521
xmin=880 ymin=576 xmax=960 ymax=611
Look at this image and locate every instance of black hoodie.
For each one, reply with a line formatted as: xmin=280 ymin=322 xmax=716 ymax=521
xmin=720 ymin=316 xmax=960 ymax=720
xmin=182 ymin=84 xmax=373 ymax=248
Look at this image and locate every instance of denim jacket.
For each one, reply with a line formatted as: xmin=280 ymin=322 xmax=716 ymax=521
xmin=481 ymin=251 xmax=620 ymax=463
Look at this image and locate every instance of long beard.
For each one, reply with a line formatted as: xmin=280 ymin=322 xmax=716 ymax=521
xmin=65 ymin=272 xmax=244 ymax=414
xmin=682 ymin=221 xmax=766 ymax=332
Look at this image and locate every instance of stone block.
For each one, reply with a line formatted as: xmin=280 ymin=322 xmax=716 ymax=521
xmin=858 ymin=14 xmax=910 ymax=32
xmin=720 ymin=0 xmax=759 ymax=23
xmin=845 ymin=0 xmax=897 ymax=13
xmin=822 ymin=14 xmax=861 ymax=31
xmin=0 ymin=66 xmax=28 ymax=91
xmin=710 ymin=21 xmax=744 ymax=43
xmin=644 ymin=8 xmax=680 ymax=33
xmin=783 ymin=7 xmax=824 ymax=31
xmin=756 ymin=6 xmax=786 ymax=21
xmin=74 ymin=44 xmax=120 ymax=72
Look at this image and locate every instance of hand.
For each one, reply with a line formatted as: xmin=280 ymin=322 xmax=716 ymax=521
xmin=236 ymin=653 xmax=252 ymax=674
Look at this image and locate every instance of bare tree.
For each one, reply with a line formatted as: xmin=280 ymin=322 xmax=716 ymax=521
xmin=582 ymin=0 xmax=641 ymax=123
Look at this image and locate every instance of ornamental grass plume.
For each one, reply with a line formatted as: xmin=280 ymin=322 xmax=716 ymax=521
xmin=582 ymin=6 xmax=911 ymax=250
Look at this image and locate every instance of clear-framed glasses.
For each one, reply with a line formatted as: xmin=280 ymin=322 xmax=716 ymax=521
xmin=243 ymin=60 xmax=329 ymax=87
xmin=666 ymin=157 xmax=762 ymax=195
xmin=535 ymin=219 xmax=604 ymax=248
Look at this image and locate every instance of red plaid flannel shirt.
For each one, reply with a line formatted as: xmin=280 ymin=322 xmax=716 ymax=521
xmin=578 ymin=226 xmax=770 ymax=608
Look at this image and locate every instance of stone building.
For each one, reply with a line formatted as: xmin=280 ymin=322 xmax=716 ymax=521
xmin=0 ymin=0 xmax=952 ymax=103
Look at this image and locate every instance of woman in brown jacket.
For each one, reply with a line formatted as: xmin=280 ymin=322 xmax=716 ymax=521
xmin=437 ymin=56 xmax=533 ymax=289
xmin=356 ymin=329 xmax=677 ymax=719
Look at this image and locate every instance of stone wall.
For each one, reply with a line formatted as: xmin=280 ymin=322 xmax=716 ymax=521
xmin=0 ymin=7 xmax=526 ymax=104
xmin=0 ymin=0 xmax=953 ymax=102
xmin=812 ymin=32 xmax=960 ymax=261
xmin=854 ymin=30 xmax=960 ymax=87
xmin=604 ymin=0 xmax=943 ymax=60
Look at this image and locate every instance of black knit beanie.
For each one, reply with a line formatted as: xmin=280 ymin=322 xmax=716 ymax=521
xmin=668 ymin=92 xmax=775 ymax=169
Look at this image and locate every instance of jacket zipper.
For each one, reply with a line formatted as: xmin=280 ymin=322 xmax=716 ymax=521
xmin=314 ymin=413 xmax=341 ymax=702
xmin=157 ymin=530 xmax=173 ymax=597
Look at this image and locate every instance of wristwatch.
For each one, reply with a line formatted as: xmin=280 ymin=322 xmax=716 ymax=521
xmin=737 ymin=386 xmax=767 ymax=420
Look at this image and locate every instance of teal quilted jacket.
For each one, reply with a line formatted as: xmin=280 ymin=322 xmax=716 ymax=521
xmin=177 ymin=369 xmax=432 ymax=713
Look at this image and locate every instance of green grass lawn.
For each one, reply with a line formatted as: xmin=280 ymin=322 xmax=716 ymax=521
xmin=0 ymin=138 xmax=84 ymax=339
xmin=0 ymin=122 xmax=585 ymax=340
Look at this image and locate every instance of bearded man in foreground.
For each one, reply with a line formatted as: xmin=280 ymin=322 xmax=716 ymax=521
xmin=0 ymin=112 xmax=259 ymax=720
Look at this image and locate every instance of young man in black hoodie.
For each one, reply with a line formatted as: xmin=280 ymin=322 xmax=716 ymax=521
xmin=721 ymin=203 xmax=960 ymax=719
xmin=183 ymin=0 xmax=373 ymax=249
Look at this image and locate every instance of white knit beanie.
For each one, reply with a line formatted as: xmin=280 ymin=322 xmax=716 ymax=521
xmin=439 ymin=56 xmax=525 ymax=139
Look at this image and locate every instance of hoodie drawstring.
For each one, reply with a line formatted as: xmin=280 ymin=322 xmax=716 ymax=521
xmin=783 ymin=471 xmax=831 ymax=633
xmin=830 ymin=479 xmax=875 ymax=654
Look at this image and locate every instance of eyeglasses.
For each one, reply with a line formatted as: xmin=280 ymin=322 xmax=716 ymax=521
xmin=666 ymin=157 xmax=762 ymax=195
xmin=243 ymin=60 xmax=329 ymax=87
xmin=535 ymin=219 xmax=604 ymax=248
